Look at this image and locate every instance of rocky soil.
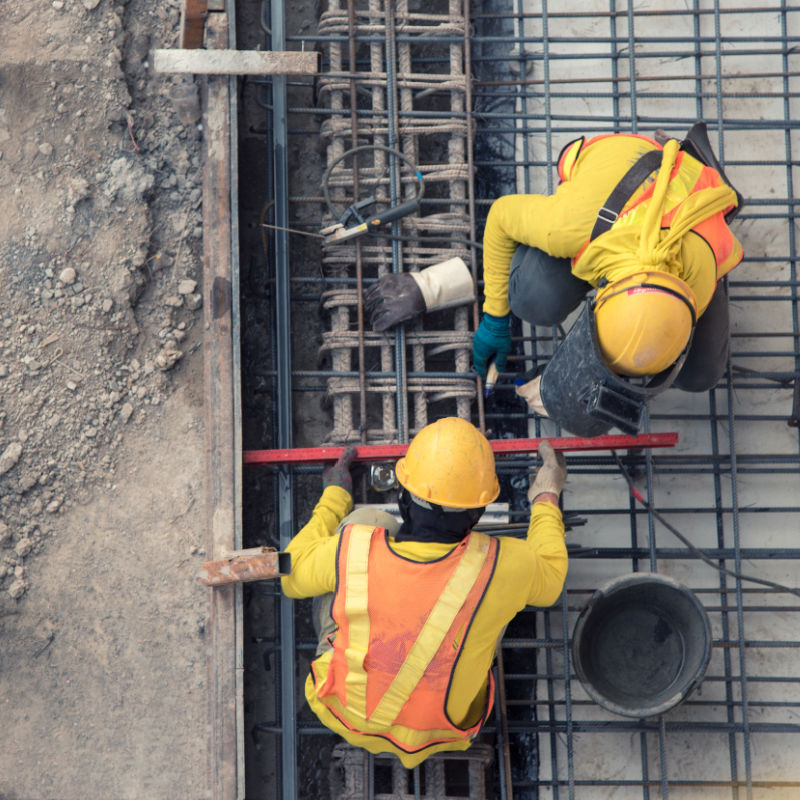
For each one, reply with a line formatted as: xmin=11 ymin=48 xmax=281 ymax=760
xmin=0 ymin=0 xmax=211 ymax=796
xmin=0 ymin=0 xmax=208 ymax=602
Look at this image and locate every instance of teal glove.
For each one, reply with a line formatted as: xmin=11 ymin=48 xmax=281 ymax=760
xmin=472 ymin=313 xmax=511 ymax=379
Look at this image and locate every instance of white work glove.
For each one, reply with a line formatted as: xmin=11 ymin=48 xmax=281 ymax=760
xmin=527 ymin=441 xmax=567 ymax=502
xmin=365 ymin=257 xmax=475 ymax=332
xmin=515 ymin=374 xmax=549 ymax=417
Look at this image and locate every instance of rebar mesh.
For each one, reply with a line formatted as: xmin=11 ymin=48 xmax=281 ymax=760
xmin=475 ymin=3 xmax=800 ymax=798
xmin=247 ymin=1 xmax=800 ymax=797
xmin=314 ymin=0 xmax=479 ymax=445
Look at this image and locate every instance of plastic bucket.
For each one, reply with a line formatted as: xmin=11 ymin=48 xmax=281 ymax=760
xmin=572 ymin=572 xmax=712 ymax=717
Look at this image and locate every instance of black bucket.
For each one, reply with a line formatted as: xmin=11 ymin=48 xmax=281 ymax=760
xmin=572 ymin=573 xmax=712 ymax=717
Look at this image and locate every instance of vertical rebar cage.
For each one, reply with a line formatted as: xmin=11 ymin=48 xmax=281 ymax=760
xmin=248 ymin=1 xmax=800 ymax=797
xmin=315 ymin=0 xmax=480 ymax=445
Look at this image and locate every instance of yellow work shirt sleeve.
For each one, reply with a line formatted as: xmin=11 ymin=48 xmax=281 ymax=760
xmin=442 ymin=501 xmax=567 ymax=729
xmin=481 ymin=190 xmax=593 ymax=317
xmin=679 ymin=232 xmax=719 ymax=315
xmin=523 ymin=500 xmax=568 ymax=606
xmin=280 ymin=485 xmax=353 ymax=599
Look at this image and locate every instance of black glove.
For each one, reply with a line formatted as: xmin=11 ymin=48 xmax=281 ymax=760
xmin=364 ymin=273 xmax=426 ymax=332
xmin=322 ymin=445 xmax=357 ymax=494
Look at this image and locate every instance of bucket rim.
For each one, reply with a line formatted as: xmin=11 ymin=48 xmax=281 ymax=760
xmin=571 ymin=571 xmax=712 ymax=718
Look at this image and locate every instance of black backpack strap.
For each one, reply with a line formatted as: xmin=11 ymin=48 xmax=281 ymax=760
xmin=589 ymin=149 xmax=663 ymax=242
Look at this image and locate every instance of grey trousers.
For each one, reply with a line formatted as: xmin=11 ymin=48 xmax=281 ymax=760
xmin=312 ymin=507 xmax=401 ymax=657
xmin=508 ymin=244 xmax=730 ymax=392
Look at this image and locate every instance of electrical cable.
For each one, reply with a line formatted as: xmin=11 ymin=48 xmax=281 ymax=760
xmin=613 ymin=452 xmax=800 ymax=599
xmin=322 ymin=144 xmax=424 ymax=221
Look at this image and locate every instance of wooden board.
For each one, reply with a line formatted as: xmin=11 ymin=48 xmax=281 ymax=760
xmin=179 ymin=0 xmax=207 ymax=49
xmin=153 ymin=47 xmax=318 ymax=76
xmin=202 ymin=13 xmax=239 ymax=800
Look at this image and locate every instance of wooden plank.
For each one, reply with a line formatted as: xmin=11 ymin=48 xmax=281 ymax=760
xmin=202 ymin=13 xmax=238 ymax=800
xmin=179 ymin=0 xmax=207 ymax=49
xmin=198 ymin=548 xmax=291 ymax=586
xmin=153 ymin=48 xmax=319 ymax=76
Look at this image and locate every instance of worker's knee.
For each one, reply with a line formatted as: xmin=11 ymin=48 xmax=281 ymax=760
xmin=508 ymin=245 xmax=589 ymax=326
xmin=673 ymin=351 xmax=728 ymax=392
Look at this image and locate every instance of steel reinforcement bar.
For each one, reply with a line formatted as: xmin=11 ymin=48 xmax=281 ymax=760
xmin=315 ymin=0 xmax=481 ymax=445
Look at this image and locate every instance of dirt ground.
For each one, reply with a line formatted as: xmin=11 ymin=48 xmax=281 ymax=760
xmin=0 ymin=0 xmax=210 ymax=797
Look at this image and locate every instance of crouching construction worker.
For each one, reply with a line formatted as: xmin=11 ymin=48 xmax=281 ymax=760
xmin=281 ymin=417 xmax=568 ymax=767
xmin=472 ymin=122 xmax=744 ymax=436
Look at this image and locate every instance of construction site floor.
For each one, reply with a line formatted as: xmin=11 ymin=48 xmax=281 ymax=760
xmin=3 ymin=1 xmax=799 ymax=799
xmin=0 ymin=0 xmax=208 ymax=797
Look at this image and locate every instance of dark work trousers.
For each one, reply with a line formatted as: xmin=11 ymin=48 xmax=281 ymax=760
xmin=672 ymin=280 xmax=730 ymax=391
xmin=507 ymin=244 xmax=730 ymax=392
xmin=508 ymin=245 xmax=591 ymax=327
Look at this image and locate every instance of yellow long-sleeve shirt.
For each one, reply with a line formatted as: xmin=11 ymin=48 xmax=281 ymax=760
xmin=481 ymin=135 xmax=724 ymax=318
xmin=281 ymin=485 xmax=568 ymax=767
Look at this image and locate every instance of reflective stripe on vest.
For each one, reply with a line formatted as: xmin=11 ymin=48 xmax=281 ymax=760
xmin=341 ymin=525 xmax=372 ymax=720
xmin=560 ymin=134 xmax=742 ymax=281
xmin=368 ymin=529 xmax=491 ymax=727
xmin=313 ymin=523 xmax=498 ymax=752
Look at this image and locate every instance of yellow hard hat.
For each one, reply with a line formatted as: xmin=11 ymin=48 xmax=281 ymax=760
xmin=594 ymin=272 xmax=698 ymax=377
xmin=395 ymin=417 xmax=500 ymax=509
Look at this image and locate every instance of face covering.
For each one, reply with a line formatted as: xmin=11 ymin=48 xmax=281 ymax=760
xmin=395 ymin=488 xmax=485 ymax=544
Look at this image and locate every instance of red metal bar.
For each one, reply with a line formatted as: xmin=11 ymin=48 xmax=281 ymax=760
xmin=244 ymin=432 xmax=678 ymax=465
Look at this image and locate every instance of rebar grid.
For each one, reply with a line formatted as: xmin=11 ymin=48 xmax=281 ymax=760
xmin=249 ymin=1 xmax=800 ymax=798
xmin=477 ymin=2 xmax=800 ymax=799
xmin=316 ymin=0 xmax=479 ymax=445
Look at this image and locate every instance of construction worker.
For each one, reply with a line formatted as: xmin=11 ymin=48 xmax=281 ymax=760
xmin=472 ymin=123 xmax=744 ymax=436
xmin=281 ymin=417 xmax=568 ymax=768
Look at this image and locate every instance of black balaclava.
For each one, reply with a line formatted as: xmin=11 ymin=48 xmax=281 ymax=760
xmin=395 ymin=487 xmax=485 ymax=545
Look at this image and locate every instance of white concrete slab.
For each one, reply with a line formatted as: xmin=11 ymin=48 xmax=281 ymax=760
xmin=509 ymin=1 xmax=800 ymax=794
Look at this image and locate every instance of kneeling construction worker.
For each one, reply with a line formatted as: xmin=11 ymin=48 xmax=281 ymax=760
xmin=472 ymin=123 xmax=744 ymax=435
xmin=281 ymin=417 xmax=568 ymax=767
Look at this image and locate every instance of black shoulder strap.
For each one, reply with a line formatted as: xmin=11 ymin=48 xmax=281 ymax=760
xmin=589 ymin=149 xmax=663 ymax=242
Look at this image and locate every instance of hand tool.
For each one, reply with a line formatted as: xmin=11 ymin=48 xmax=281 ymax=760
xmin=213 ymin=433 xmax=678 ymax=588
xmin=244 ymin=432 xmax=678 ymax=466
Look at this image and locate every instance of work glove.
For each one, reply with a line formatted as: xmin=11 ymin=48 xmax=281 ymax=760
xmin=473 ymin=312 xmax=511 ymax=379
xmin=515 ymin=374 xmax=549 ymax=417
xmin=322 ymin=445 xmax=357 ymax=495
xmin=364 ymin=257 xmax=475 ymax=333
xmin=527 ymin=441 xmax=567 ymax=503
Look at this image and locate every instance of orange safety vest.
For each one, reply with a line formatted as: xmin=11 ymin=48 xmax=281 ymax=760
xmin=311 ymin=523 xmax=499 ymax=757
xmin=557 ymin=134 xmax=743 ymax=280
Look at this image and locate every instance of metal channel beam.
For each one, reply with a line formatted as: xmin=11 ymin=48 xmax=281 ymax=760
xmin=269 ymin=1 xmax=298 ymax=798
xmin=243 ymin=433 xmax=679 ymax=465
